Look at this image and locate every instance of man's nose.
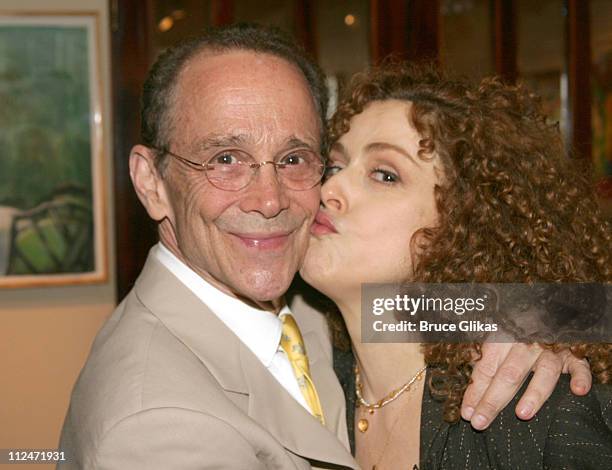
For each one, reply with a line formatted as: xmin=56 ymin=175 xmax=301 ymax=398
xmin=238 ymin=163 xmax=289 ymax=218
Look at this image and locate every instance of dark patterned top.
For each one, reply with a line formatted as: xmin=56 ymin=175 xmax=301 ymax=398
xmin=334 ymin=347 xmax=612 ymax=469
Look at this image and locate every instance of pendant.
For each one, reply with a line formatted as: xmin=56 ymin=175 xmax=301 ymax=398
xmin=357 ymin=418 xmax=369 ymax=433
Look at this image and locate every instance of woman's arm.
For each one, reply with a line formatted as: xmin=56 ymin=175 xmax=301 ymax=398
xmin=462 ymin=343 xmax=592 ymax=430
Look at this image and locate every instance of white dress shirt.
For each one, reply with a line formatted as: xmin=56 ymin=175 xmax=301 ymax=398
xmin=154 ymin=242 xmax=311 ymax=413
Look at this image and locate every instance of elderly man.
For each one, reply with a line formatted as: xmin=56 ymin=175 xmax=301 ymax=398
xmin=58 ymin=24 xmax=591 ymax=469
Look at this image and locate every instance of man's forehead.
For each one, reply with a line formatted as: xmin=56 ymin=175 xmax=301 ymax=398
xmin=192 ymin=132 xmax=318 ymax=149
xmin=183 ymin=132 xmax=320 ymax=157
xmin=174 ymin=110 xmax=321 ymax=156
xmin=177 ymin=49 xmax=311 ymax=100
xmin=171 ymin=50 xmax=321 ymax=151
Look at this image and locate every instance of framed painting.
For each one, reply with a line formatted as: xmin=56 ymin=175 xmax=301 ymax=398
xmin=0 ymin=12 xmax=107 ymax=287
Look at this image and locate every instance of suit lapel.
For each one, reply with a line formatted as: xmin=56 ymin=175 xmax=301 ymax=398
xmin=135 ymin=252 xmax=357 ymax=469
xmin=242 ymin=344 xmax=357 ymax=469
xmin=135 ymin=253 xmax=248 ymax=394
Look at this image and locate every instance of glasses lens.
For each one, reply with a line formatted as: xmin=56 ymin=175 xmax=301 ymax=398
xmin=277 ymin=151 xmax=324 ymax=190
xmin=204 ymin=150 xmax=324 ymax=191
xmin=205 ymin=151 xmax=252 ymax=190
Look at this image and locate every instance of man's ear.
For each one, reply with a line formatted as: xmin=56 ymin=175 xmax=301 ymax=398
xmin=129 ymin=145 xmax=172 ymax=221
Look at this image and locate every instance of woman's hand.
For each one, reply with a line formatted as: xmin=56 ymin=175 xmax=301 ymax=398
xmin=461 ymin=343 xmax=592 ymax=430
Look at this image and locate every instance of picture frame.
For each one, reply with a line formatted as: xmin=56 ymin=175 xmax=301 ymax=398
xmin=0 ymin=11 xmax=108 ymax=287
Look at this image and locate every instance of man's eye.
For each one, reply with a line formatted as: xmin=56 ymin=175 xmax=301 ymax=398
xmin=371 ymin=168 xmax=399 ymax=183
xmin=280 ymin=153 xmax=306 ymax=165
xmin=212 ymin=153 xmax=239 ymax=165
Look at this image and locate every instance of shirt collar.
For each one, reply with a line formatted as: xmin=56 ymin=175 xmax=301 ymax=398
xmin=154 ymin=242 xmax=288 ymax=367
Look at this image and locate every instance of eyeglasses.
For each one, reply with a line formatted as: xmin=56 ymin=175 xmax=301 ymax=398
xmin=158 ymin=147 xmax=325 ymax=191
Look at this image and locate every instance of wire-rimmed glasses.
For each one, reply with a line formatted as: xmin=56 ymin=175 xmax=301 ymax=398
xmin=158 ymin=147 xmax=325 ymax=191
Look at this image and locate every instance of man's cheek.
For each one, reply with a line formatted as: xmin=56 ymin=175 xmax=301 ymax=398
xmin=306 ymin=190 xmax=322 ymax=214
xmin=289 ymin=186 xmax=319 ymax=212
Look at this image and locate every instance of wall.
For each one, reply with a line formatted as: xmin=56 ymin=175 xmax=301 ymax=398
xmin=0 ymin=1 xmax=115 ymax=468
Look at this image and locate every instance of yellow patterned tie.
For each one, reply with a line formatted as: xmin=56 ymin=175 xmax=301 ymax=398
xmin=280 ymin=313 xmax=325 ymax=425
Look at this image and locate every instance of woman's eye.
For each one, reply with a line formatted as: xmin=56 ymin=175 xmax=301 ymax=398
xmin=324 ymin=164 xmax=343 ymax=180
xmin=371 ymin=168 xmax=399 ymax=183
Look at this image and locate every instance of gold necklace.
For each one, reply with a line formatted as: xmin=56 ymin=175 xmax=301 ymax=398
xmin=355 ymin=364 xmax=426 ymax=433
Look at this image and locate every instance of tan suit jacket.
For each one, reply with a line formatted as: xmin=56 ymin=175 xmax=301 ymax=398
xmin=58 ymin=252 xmax=358 ymax=469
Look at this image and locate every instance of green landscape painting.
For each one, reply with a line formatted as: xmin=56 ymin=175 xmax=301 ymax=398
xmin=0 ymin=15 xmax=103 ymax=286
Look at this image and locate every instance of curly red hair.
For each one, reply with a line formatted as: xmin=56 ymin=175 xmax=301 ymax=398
xmin=329 ymin=62 xmax=611 ymax=423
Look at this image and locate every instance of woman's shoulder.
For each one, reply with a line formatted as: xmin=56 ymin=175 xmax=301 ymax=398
xmin=544 ymin=375 xmax=612 ymax=433
xmin=543 ymin=378 xmax=612 ymax=468
xmin=421 ymin=373 xmax=612 ymax=469
xmin=545 ymin=374 xmax=612 ymax=417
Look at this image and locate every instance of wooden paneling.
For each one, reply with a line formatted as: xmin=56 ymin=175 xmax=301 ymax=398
xmin=493 ymin=0 xmax=517 ymax=83
xmin=111 ymin=0 xmax=157 ymax=299
xmin=211 ymin=0 xmax=234 ymax=25
xmin=567 ymin=0 xmax=592 ymax=161
xmin=295 ymin=0 xmax=318 ymax=59
xmin=370 ymin=0 xmax=439 ymax=64
xmin=406 ymin=0 xmax=440 ymax=63
xmin=370 ymin=0 xmax=409 ymax=63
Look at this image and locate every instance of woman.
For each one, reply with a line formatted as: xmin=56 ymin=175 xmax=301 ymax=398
xmin=300 ymin=64 xmax=612 ymax=469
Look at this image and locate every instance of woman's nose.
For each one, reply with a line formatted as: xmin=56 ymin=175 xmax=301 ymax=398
xmin=320 ymin=173 xmax=347 ymax=213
